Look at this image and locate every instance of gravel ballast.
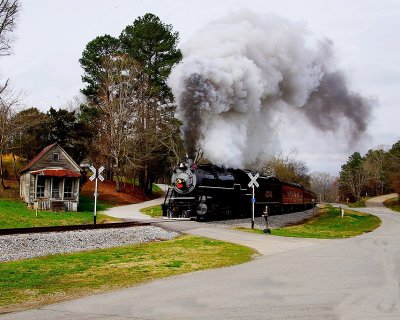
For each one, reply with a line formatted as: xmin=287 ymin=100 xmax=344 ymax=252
xmin=207 ymin=208 xmax=318 ymax=230
xmin=0 ymin=226 xmax=179 ymax=262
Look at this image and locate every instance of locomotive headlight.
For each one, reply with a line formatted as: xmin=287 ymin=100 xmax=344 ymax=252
xmin=172 ymin=168 xmax=197 ymax=194
xmin=176 ymin=178 xmax=185 ymax=189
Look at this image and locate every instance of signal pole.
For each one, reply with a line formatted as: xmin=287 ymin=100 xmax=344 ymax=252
xmin=89 ymin=165 xmax=105 ymax=224
xmin=247 ymin=172 xmax=259 ymax=229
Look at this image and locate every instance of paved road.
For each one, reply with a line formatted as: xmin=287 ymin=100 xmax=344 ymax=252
xmin=104 ymin=184 xmax=169 ymax=221
xmin=2 ymin=194 xmax=400 ymax=319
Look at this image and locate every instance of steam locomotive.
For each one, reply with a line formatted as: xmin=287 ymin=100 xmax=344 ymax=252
xmin=162 ymin=160 xmax=316 ymax=220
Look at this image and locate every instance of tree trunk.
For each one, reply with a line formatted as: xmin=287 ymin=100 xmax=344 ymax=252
xmin=0 ymin=153 xmax=10 ymax=190
xmin=143 ymin=163 xmax=153 ymax=195
xmin=12 ymin=151 xmax=20 ymax=184
xmin=115 ymin=158 xmax=121 ymax=192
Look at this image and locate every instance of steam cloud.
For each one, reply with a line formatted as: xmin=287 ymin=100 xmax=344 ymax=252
xmin=168 ymin=11 xmax=372 ymax=168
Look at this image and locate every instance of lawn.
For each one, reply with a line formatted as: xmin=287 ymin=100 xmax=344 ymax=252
xmin=384 ymin=197 xmax=400 ymax=212
xmin=0 ymin=195 xmax=120 ymax=229
xmin=271 ymin=206 xmax=381 ymax=238
xmin=236 ymin=206 xmax=381 ymax=239
xmin=140 ymin=204 xmax=163 ymax=217
xmin=0 ymin=235 xmax=255 ymax=313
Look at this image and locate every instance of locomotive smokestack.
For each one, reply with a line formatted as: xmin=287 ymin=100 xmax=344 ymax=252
xmin=168 ymin=10 xmax=373 ymax=168
xmin=178 ymin=73 xmax=212 ymax=159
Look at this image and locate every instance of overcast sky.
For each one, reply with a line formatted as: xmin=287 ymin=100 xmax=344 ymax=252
xmin=1 ymin=0 xmax=399 ymax=175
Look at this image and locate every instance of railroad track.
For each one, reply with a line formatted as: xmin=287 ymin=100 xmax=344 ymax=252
xmin=0 ymin=221 xmax=150 ymax=236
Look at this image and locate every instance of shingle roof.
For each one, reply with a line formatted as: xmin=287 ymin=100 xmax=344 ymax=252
xmin=19 ymin=143 xmax=58 ymax=173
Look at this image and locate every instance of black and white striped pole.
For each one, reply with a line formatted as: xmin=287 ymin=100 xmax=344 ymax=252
xmin=89 ymin=165 xmax=105 ymax=224
xmin=247 ymin=172 xmax=259 ymax=229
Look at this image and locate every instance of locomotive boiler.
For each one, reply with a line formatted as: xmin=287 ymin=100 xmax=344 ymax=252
xmin=162 ymin=160 xmax=316 ymax=220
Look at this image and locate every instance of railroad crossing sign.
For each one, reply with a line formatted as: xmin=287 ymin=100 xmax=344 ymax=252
xmin=98 ymin=166 xmax=105 ymax=181
xmin=89 ymin=165 xmax=105 ymax=181
xmin=247 ymin=172 xmax=259 ymax=229
xmin=247 ymin=172 xmax=259 ymax=188
xmin=88 ymin=165 xmax=105 ymax=224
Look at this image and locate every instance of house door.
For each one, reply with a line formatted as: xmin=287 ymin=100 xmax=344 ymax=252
xmin=52 ymin=177 xmax=61 ymax=199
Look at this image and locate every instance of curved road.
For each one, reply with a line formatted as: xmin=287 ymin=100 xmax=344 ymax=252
xmin=2 ymin=194 xmax=400 ymax=319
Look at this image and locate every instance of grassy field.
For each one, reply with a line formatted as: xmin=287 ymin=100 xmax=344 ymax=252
xmin=0 ymin=235 xmax=255 ymax=313
xmin=237 ymin=206 xmax=381 ymax=239
xmin=384 ymin=197 xmax=400 ymax=212
xmin=0 ymin=195 xmax=120 ymax=229
xmin=139 ymin=204 xmax=163 ymax=217
xmin=272 ymin=206 xmax=381 ymax=238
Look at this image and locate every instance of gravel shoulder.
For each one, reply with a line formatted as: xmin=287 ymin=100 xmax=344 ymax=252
xmin=0 ymin=226 xmax=178 ymax=262
xmin=207 ymin=208 xmax=317 ymax=230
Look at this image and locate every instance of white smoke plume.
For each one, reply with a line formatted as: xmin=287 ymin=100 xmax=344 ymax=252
xmin=168 ymin=10 xmax=372 ymax=168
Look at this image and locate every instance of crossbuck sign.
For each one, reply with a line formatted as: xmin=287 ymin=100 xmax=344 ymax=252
xmin=89 ymin=165 xmax=105 ymax=224
xmin=248 ymin=172 xmax=259 ymax=188
xmin=89 ymin=165 xmax=105 ymax=182
xmin=247 ymin=172 xmax=259 ymax=229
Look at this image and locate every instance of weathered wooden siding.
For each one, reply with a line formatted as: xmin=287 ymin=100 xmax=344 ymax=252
xmin=29 ymin=145 xmax=80 ymax=173
xmin=20 ymin=172 xmax=30 ymax=202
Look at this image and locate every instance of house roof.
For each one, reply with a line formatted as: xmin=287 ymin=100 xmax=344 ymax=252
xmin=19 ymin=143 xmax=58 ymax=173
xmin=30 ymin=169 xmax=81 ymax=178
xmin=19 ymin=143 xmax=80 ymax=174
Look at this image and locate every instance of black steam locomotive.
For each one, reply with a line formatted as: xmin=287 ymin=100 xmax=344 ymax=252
xmin=162 ymin=161 xmax=316 ymax=220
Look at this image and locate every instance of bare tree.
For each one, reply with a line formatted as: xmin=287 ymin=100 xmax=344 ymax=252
xmin=0 ymin=91 xmax=41 ymax=188
xmin=310 ymin=172 xmax=337 ymax=202
xmin=261 ymin=151 xmax=310 ymax=187
xmin=0 ymin=0 xmax=19 ymax=95
xmin=92 ymin=54 xmax=149 ymax=192
xmin=0 ymin=0 xmax=18 ymax=56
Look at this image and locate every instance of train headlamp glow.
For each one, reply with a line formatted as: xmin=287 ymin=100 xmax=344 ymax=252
xmin=176 ymin=178 xmax=184 ymax=189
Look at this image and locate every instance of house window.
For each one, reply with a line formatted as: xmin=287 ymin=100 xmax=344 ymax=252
xmin=37 ymin=176 xmax=45 ymax=198
xmin=64 ymin=179 xmax=73 ymax=198
xmin=53 ymin=153 xmax=59 ymax=161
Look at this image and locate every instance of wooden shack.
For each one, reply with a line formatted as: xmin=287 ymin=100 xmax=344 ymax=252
xmin=19 ymin=143 xmax=81 ymax=211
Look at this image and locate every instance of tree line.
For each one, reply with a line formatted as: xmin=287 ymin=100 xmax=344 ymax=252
xmin=338 ymin=141 xmax=400 ymax=201
xmin=0 ymin=8 xmax=186 ymax=194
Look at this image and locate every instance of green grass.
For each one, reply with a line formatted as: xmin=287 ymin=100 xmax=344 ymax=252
xmin=271 ymin=206 xmax=381 ymax=238
xmin=347 ymin=197 xmax=369 ymax=208
xmin=139 ymin=204 xmax=163 ymax=217
xmin=384 ymin=197 xmax=400 ymax=212
xmin=0 ymin=196 xmax=120 ymax=229
xmin=0 ymin=235 xmax=255 ymax=313
xmin=235 ymin=206 xmax=381 ymax=239
xmin=116 ymin=177 xmax=164 ymax=196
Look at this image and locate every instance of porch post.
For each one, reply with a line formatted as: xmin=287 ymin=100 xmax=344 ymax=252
xmin=50 ymin=177 xmax=53 ymax=199
xmin=61 ymin=178 xmax=65 ymax=200
xmin=34 ymin=174 xmax=37 ymax=200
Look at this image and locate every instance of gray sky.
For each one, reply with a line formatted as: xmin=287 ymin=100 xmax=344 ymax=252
xmin=1 ymin=0 xmax=399 ymax=175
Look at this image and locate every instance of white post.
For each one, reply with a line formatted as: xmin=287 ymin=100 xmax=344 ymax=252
xmin=94 ymin=177 xmax=98 ymax=224
xmin=251 ymin=185 xmax=255 ymax=229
